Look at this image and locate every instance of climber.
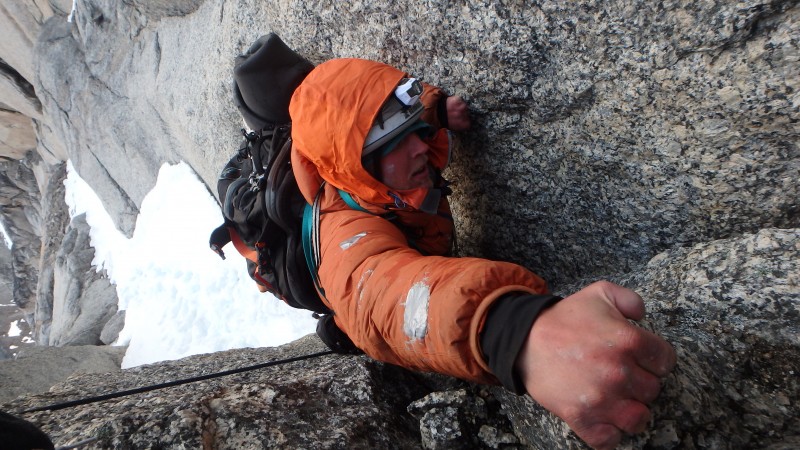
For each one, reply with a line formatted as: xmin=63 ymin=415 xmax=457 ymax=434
xmin=289 ymin=58 xmax=677 ymax=450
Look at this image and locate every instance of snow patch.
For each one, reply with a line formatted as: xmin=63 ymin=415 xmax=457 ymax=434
xmin=7 ymin=320 xmax=22 ymax=337
xmin=0 ymin=220 xmax=11 ymax=248
xmin=64 ymin=161 xmax=317 ymax=369
xmin=67 ymin=0 xmax=77 ymax=22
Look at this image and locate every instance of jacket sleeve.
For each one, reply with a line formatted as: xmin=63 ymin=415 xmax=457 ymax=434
xmin=318 ymin=208 xmax=550 ymax=384
xmin=481 ymin=292 xmax=563 ymax=392
xmin=420 ymin=82 xmax=449 ymax=129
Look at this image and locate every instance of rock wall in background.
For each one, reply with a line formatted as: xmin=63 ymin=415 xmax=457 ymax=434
xmin=31 ymin=161 xmax=69 ymax=344
xmin=0 ymin=155 xmax=43 ymax=311
xmin=1 ymin=1 xmax=120 ymax=355
xmin=0 ymin=240 xmax=30 ymax=361
xmin=0 ymin=0 xmax=797 ymax=448
xmin=0 ymin=0 xmax=68 ymax=331
xmin=39 ymin=213 xmax=118 ymax=346
xmin=0 ymin=244 xmax=12 ymax=305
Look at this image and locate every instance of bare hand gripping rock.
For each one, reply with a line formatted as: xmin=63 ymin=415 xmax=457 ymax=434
xmin=517 ymin=281 xmax=676 ymax=449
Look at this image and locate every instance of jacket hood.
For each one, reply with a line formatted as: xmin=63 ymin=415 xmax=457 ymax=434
xmin=290 ymin=58 xmax=449 ymax=210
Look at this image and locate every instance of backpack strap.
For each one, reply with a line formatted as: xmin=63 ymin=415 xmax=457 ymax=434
xmin=301 ymin=183 xmax=364 ymax=355
xmin=337 ymin=189 xmax=430 ymax=255
xmin=339 ymin=190 xmax=371 ymax=213
xmin=302 ymin=183 xmax=327 ymax=299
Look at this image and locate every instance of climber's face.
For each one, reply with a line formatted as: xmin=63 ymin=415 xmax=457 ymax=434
xmin=378 ymin=132 xmax=433 ymax=191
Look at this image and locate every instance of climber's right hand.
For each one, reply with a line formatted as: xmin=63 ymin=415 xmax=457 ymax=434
xmin=515 ymin=281 xmax=677 ymax=450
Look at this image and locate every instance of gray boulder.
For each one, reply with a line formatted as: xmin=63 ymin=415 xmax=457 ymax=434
xmin=408 ymin=388 xmax=520 ymax=450
xmin=498 ymin=227 xmax=800 ymax=449
xmin=0 ymin=344 xmax=125 ymax=404
xmin=99 ymin=310 xmax=125 ymax=345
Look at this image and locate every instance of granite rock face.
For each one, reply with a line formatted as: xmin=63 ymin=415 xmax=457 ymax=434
xmin=0 ymin=158 xmax=119 ymax=353
xmin=3 ymin=336 xmax=453 ymax=449
xmin=24 ymin=0 xmax=800 ymax=285
xmin=498 ymin=228 xmax=800 ymax=449
xmin=38 ymin=213 xmax=118 ymax=346
xmin=0 ymin=344 xmax=125 ymax=404
xmin=0 ymin=155 xmax=43 ymax=310
xmin=4 ymin=229 xmax=798 ymax=449
xmin=442 ymin=0 xmax=800 ymax=286
xmin=0 ymin=0 xmax=797 ymax=448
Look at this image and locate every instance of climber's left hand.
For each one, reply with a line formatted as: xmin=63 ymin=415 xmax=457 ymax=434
xmin=445 ymin=96 xmax=471 ymax=131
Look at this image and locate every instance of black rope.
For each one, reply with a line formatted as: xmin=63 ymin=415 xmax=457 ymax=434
xmin=20 ymin=350 xmax=335 ymax=414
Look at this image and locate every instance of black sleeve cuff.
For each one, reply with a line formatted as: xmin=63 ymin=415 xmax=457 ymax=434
xmin=437 ymin=94 xmax=450 ymax=129
xmin=480 ymin=292 xmax=562 ymax=394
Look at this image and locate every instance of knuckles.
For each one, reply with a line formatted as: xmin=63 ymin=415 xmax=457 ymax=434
xmin=614 ymin=325 xmax=645 ymax=353
xmin=615 ymin=401 xmax=652 ymax=434
xmin=638 ymin=374 xmax=664 ymax=404
xmin=601 ymin=363 xmax=634 ymax=391
xmin=574 ymin=423 xmax=622 ymax=450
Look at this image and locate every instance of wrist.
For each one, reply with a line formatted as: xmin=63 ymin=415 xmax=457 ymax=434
xmin=436 ymin=94 xmax=450 ymax=129
xmin=481 ymin=292 xmax=562 ymax=394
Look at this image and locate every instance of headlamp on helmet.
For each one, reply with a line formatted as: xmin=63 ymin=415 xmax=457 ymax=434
xmin=363 ymin=78 xmax=425 ymax=156
xmin=395 ymin=78 xmax=423 ymax=106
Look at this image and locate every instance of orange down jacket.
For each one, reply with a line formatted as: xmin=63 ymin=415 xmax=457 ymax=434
xmin=290 ymin=58 xmax=549 ymax=384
